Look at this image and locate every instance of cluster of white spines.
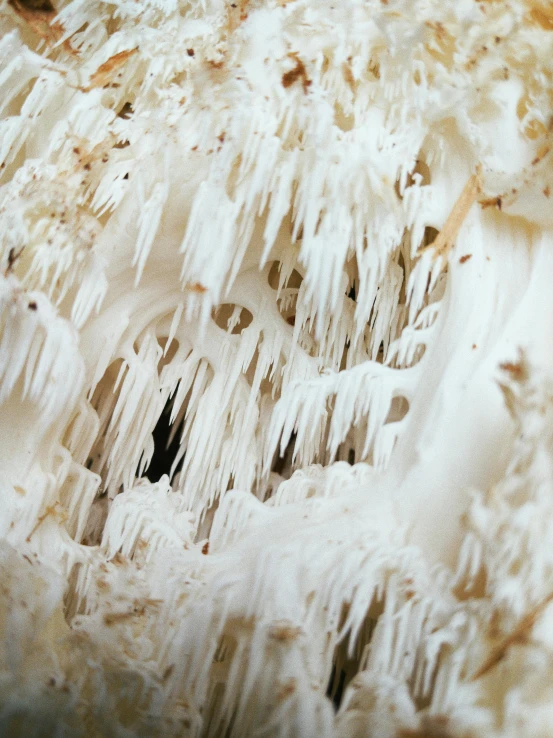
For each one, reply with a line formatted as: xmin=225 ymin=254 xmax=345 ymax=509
xmin=1 ymin=0 xmax=553 ymax=736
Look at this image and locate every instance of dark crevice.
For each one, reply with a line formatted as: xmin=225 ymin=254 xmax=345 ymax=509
xmin=142 ymin=400 xmax=183 ymax=483
xmin=326 ymin=665 xmax=346 ymax=710
xmin=271 ymin=432 xmax=296 ymax=477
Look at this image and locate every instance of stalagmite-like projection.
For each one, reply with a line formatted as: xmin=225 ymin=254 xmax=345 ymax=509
xmin=2 ymin=0 xmax=553 ymax=735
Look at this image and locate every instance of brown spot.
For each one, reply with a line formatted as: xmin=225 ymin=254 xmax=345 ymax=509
xmin=186 ymin=282 xmax=208 ymax=293
xmin=85 ymin=48 xmax=139 ymax=91
xmin=162 ymin=664 xmax=174 ymax=681
xmin=83 ymin=162 xmax=91 ymax=171
xmin=282 ymin=54 xmax=311 ymax=93
xmin=104 ymin=608 xmax=144 ymax=625
xmin=202 ymin=542 xmax=209 ymax=555
xmin=544 ymin=185 xmax=551 ymax=197
xmin=459 ymin=254 xmax=472 ymax=263
xmin=479 ymin=195 xmax=502 ymax=210
xmin=28 ymin=301 xmax=37 ymax=310
xmin=73 ymin=147 xmax=80 ymax=155
xmin=499 ymin=360 xmax=527 ymax=382
xmin=368 ymin=58 xmax=380 ymax=79
xmin=472 ymin=344 xmax=477 ymax=349
xmin=269 ymin=622 xmax=302 ymax=642
xmin=187 ymin=48 xmax=195 ymax=56
xmin=532 ymin=144 xmax=551 ymax=165
xmin=276 ymin=679 xmax=296 ymax=702
xmin=5 ymin=246 xmax=24 ymax=276
xmin=342 ymin=62 xmax=355 ymax=91
xmin=499 ymin=361 xmax=524 ymax=379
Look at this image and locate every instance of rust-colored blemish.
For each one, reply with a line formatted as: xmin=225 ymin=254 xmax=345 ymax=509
xmin=104 ymin=606 xmax=145 ymax=625
xmin=342 ymin=62 xmax=356 ymax=91
xmin=85 ymin=48 xmax=138 ymax=91
xmin=532 ymin=144 xmax=551 ymax=165
xmin=459 ymin=254 xmax=472 ymax=264
xmin=499 ymin=360 xmax=528 ymax=382
xmin=479 ymin=195 xmax=502 ymax=210
xmin=276 ymin=679 xmax=296 ymax=702
xmin=268 ymin=622 xmax=302 ymax=642
xmin=202 ymin=542 xmax=209 ymax=555
xmin=499 ymin=349 xmax=528 ymax=385
xmin=228 ymin=0 xmax=250 ymax=24
xmin=368 ymin=58 xmax=380 ymax=78
xmin=282 ymin=53 xmax=311 ymax=93
xmin=186 ymin=282 xmax=208 ymax=293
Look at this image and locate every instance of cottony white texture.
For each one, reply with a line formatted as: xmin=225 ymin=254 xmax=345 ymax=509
xmin=1 ymin=0 xmax=553 ymax=735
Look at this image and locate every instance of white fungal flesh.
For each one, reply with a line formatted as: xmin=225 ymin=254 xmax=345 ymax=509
xmin=1 ymin=0 xmax=553 ymax=735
